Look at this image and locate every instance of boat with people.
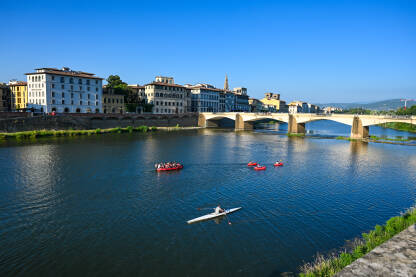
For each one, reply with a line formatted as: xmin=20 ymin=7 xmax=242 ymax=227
xmin=155 ymin=162 xmax=183 ymax=172
xmin=254 ymin=165 xmax=266 ymax=171
xmin=274 ymin=162 xmax=284 ymax=167
xmin=247 ymin=162 xmax=257 ymax=166
xmin=187 ymin=207 xmax=242 ymax=224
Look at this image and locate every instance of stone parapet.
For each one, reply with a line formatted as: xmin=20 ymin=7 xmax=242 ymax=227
xmin=336 ymin=224 xmax=416 ymax=277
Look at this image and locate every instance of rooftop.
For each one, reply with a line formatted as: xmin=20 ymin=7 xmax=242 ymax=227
xmin=25 ymin=67 xmax=103 ymax=80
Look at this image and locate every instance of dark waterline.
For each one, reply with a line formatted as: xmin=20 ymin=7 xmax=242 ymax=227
xmin=0 ymin=121 xmax=415 ymax=276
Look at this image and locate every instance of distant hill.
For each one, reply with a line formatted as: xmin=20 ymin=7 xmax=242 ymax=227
xmin=316 ymin=99 xmax=416 ymax=111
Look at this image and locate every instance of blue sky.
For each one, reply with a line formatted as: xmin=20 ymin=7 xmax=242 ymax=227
xmin=1 ymin=0 xmax=415 ymax=103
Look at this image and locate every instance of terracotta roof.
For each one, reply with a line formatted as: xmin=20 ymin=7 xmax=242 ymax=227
xmin=128 ymin=84 xmax=145 ymax=89
xmin=191 ymin=85 xmax=223 ymax=92
xmin=25 ymin=69 xmax=103 ymax=80
xmin=8 ymin=81 xmax=27 ymax=86
xmin=144 ymin=82 xmax=189 ymax=89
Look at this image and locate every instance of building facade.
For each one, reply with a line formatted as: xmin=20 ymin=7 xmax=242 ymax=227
xmin=25 ymin=67 xmax=103 ymax=113
xmin=225 ymin=91 xmax=235 ymax=112
xmin=8 ymin=81 xmax=28 ymax=110
xmin=190 ymin=84 xmax=221 ymax=112
xmin=102 ymin=86 xmax=125 ymax=114
xmin=127 ymin=84 xmax=146 ymax=113
xmin=249 ymin=98 xmax=267 ymax=112
xmin=260 ymin=93 xmax=288 ymax=112
xmin=288 ymin=103 xmax=302 ymax=113
xmin=0 ymin=83 xmax=11 ymax=112
xmin=144 ymin=76 xmax=190 ymax=114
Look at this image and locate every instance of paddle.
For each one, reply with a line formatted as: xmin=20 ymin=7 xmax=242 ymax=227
xmin=196 ymin=207 xmax=214 ymax=211
xmin=223 ymin=208 xmax=232 ymax=225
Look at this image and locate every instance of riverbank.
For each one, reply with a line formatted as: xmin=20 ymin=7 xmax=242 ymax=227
xmin=299 ymin=205 xmax=416 ymax=277
xmin=335 ymin=135 xmax=416 ymax=146
xmin=0 ymin=126 xmax=156 ymax=140
xmin=0 ymin=125 xmax=204 ymax=141
xmin=380 ymin=122 xmax=416 ymax=133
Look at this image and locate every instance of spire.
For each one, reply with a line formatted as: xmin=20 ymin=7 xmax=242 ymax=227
xmin=224 ymin=74 xmax=229 ymax=91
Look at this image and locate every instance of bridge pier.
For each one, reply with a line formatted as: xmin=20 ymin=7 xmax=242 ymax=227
xmin=198 ymin=114 xmax=206 ymax=127
xmin=235 ymin=114 xmax=254 ymax=130
xmin=351 ymin=116 xmax=369 ymax=139
xmin=288 ymin=115 xmax=306 ymax=134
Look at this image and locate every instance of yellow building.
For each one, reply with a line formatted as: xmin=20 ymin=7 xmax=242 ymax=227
xmin=102 ymin=86 xmax=125 ymax=114
xmin=8 ymin=81 xmax=28 ymax=110
xmin=260 ymin=92 xmax=287 ymax=112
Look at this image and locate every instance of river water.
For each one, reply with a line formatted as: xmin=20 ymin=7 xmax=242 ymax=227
xmin=1 ymin=121 xmax=415 ymax=276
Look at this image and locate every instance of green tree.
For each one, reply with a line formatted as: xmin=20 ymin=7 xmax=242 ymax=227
xmin=106 ymin=75 xmax=128 ymax=95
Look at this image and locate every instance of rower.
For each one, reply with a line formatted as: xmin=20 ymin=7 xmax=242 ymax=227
xmin=214 ymin=205 xmax=225 ymax=214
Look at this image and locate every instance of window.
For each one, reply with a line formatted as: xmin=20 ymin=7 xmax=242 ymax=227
xmin=60 ymin=77 xmax=64 ymax=83
xmin=87 ymin=94 xmax=90 ymax=99
xmin=71 ymin=100 xmax=74 ymax=105
xmin=52 ymin=92 xmax=55 ymax=97
xmin=86 ymin=80 xmax=90 ymax=85
xmin=87 ymin=87 xmax=90 ymax=91
xmin=62 ymin=92 xmax=65 ymax=98
xmin=71 ymin=93 xmax=74 ymax=98
xmin=70 ymin=78 xmax=74 ymax=84
xmin=95 ymin=101 xmax=98 ymax=106
xmin=52 ymin=84 xmax=55 ymax=88
xmin=95 ymin=80 xmax=98 ymax=84
xmin=95 ymin=94 xmax=98 ymax=99
xmin=80 ymin=101 xmax=83 ymax=105
xmin=61 ymin=85 xmax=64 ymax=89
xmin=78 ymin=79 xmax=82 ymax=84
xmin=88 ymin=101 xmax=90 ymax=105
xmin=52 ymin=99 xmax=55 ymax=104
xmin=96 ymin=87 xmax=98 ymax=92
xmin=62 ymin=100 xmax=65 ymax=104
xmin=52 ymin=76 xmax=55 ymax=81
xmin=79 ymin=86 xmax=82 ymax=90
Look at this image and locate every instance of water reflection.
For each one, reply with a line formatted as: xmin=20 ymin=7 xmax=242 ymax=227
xmin=0 ymin=126 xmax=415 ymax=276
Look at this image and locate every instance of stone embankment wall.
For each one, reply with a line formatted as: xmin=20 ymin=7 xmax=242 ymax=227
xmin=0 ymin=113 xmax=199 ymax=132
xmin=336 ymin=224 xmax=416 ymax=277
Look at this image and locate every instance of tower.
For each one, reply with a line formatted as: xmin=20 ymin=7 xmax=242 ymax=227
xmin=224 ymin=74 xmax=229 ymax=91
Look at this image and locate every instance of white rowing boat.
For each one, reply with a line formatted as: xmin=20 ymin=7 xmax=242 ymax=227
xmin=187 ymin=207 xmax=242 ymax=224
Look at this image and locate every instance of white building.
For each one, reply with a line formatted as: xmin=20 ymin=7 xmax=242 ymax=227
xmin=144 ymin=76 xmax=191 ymax=114
xmin=190 ymin=84 xmax=221 ymax=112
xmin=25 ymin=67 xmax=103 ymax=113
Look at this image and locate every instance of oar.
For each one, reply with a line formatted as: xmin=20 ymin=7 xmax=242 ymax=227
xmin=197 ymin=207 xmax=214 ymax=211
xmin=223 ymin=209 xmax=232 ymax=225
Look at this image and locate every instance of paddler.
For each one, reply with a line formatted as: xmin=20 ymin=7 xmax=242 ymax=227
xmin=214 ymin=205 xmax=225 ymax=214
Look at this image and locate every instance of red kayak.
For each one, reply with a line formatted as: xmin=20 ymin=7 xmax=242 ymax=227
xmin=274 ymin=162 xmax=284 ymax=167
xmin=156 ymin=165 xmax=183 ymax=172
xmin=247 ymin=162 xmax=257 ymax=166
xmin=254 ymin=166 xmax=266 ymax=171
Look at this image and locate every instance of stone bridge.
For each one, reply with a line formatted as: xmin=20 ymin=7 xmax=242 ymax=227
xmin=198 ymin=112 xmax=416 ymax=139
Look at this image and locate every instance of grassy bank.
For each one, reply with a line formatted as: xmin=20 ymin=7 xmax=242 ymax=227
xmin=299 ymin=205 xmax=416 ymax=277
xmin=380 ymin=122 xmax=416 ymax=133
xmin=287 ymin=133 xmax=306 ymax=137
xmin=336 ymin=135 xmax=414 ymax=143
xmin=368 ymin=135 xmax=413 ymax=142
xmin=0 ymin=125 xmax=157 ymax=140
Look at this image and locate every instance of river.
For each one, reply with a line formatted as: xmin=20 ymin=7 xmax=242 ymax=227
xmin=1 ymin=121 xmax=415 ymax=276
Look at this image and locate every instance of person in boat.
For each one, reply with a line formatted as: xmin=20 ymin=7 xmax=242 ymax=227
xmin=214 ymin=205 xmax=225 ymax=214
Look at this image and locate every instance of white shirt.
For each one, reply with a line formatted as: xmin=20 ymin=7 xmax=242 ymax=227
xmin=215 ymin=206 xmax=222 ymax=214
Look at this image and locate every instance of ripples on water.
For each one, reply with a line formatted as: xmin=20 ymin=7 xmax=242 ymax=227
xmin=0 ymin=122 xmax=415 ymax=276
